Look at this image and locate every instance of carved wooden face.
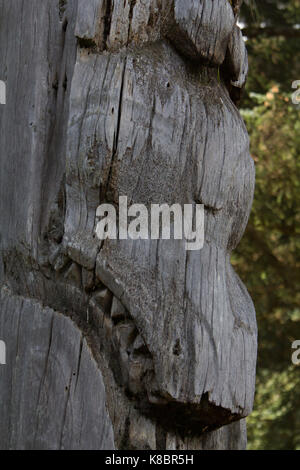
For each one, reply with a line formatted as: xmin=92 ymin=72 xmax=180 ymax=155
xmin=0 ymin=0 xmax=255 ymax=436
xmin=61 ymin=0 xmax=256 ymax=432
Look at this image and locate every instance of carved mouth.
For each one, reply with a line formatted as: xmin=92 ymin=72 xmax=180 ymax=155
xmin=85 ymin=272 xmax=242 ymax=435
xmin=60 ymin=254 xmax=241 ymax=435
xmin=3 ymin=233 xmax=248 ymax=436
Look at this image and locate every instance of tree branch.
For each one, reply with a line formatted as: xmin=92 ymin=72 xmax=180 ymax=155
xmin=242 ymin=27 xmax=300 ymax=39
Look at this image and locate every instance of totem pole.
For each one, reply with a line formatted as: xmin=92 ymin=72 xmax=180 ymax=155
xmin=0 ymin=0 xmax=256 ymax=450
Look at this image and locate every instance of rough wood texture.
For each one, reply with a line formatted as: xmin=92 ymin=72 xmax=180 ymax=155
xmin=0 ymin=0 xmax=256 ymax=449
xmin=0 ymin=287 xmax=114 ymax=450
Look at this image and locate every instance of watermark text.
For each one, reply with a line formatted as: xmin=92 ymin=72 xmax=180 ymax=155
xmin=95 ymin=197 xmax=205 ymax=251
xmin=0 ymin=340 xmax=6 ymax=365
xmin=292 ymin=340 xmax=300 ymax=365
xmin=0 ymin=80 xmax=6 ymax=105
xmin=291 ymin=80 xmax=300 ymax=105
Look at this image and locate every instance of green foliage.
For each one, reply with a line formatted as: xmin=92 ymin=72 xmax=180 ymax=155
xmin=242 ymin=0 xmax=300 ymax=27
xmin=241 ymin=0 xmax=300 ymax=107
xmin=247 ymin=367 xmax=300 ymax=450
xmin=233 ymin=0 xmax=300 ymax=450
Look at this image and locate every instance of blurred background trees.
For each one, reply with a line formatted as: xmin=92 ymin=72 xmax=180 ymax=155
xmin=233 ymin=0 xmax=300 ymax=449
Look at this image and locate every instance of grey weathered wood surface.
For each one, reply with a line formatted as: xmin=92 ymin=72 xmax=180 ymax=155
xmin=0 ymin=286 xmax=114 ymax=450
xmin=0 ymin=0 xmax=256 ymax=449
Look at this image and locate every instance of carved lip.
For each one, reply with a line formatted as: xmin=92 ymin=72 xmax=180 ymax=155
xmin=4 ymin=237 xmax=254 ymax=435
xmin=61 ymin=237 xmax=255 ymax=429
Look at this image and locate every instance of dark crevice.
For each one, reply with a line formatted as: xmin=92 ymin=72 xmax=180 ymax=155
xmin=119 ymin=416 xmax=131 ymax=450
xmin=103 ymin=0 xmax=113 ymax=48
xmin=105 ymin=58 xmax=127 ymax=200
xmin=75 ymin=336 xmax=84 ymax=390
xmin=156 ymin=426 xmax=167 ymax=450
xmin=77 ymin=36 xmax=97 ymax=50
xmin=59 ymin=0 xmax=67 ymax=21
xmin=141 ymin=393 xmax=242 ymax=437
xmin=196 ymin=199 xmax=223 ymax=216
xmin=173 ymin=339 xmax=182 ymax=356
xmin=62 ymin=18 xmax=68 ymax=32
xmin=127 ymin=0 xmax=137 ymax=42
xmin=62 ymin=73 xmax=68 ymax=91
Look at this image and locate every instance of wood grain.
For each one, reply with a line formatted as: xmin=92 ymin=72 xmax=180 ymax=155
xmin=0 ymin=0 xmax=256 ymax=449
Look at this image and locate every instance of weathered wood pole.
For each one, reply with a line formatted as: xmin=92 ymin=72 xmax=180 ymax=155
xmin=0 ymin=0 xmax=257 ymax=449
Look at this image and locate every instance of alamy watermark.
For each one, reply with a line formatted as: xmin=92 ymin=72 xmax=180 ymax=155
xmin=291 ymin=340 xmax=300 ymax=366
xmin=95 ymin=197 xmax=205 ymax=251
xmin=0 ymin=80 xmax=6 ymax=105
xmin=291 ymin=80 xmax=300 ymax=105
xmin=0 ymin=340 xmax=6 ymax=365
